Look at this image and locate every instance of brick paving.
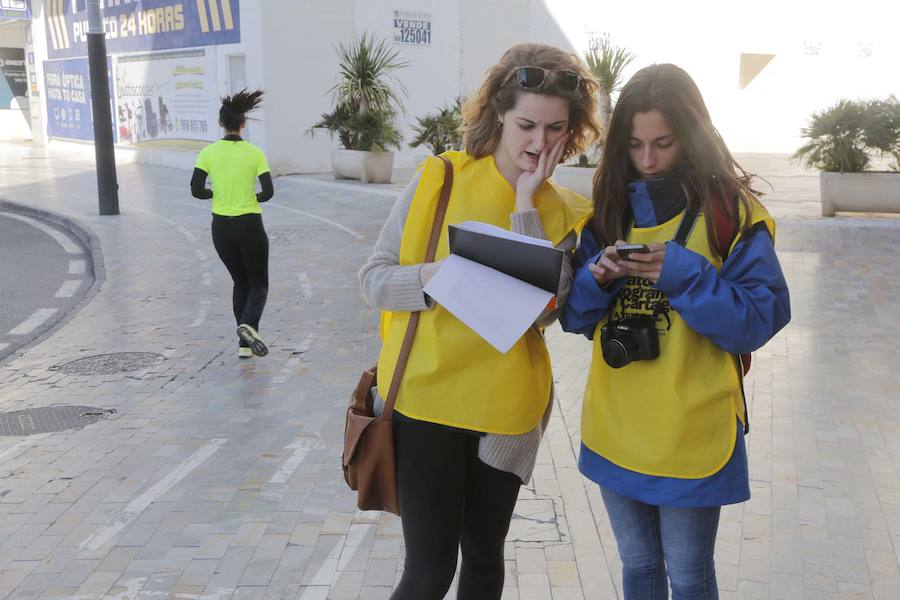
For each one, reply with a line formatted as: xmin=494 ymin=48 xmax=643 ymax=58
xmin=0 ymin=141 xmax=898 ymax=599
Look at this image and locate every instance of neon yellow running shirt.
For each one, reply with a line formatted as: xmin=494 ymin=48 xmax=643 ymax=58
xmin=195 ymin=139 xmax=270 ymax=216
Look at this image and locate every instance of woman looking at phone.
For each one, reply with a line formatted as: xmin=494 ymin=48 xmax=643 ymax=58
xmin=561 ymin=64 xmax=791 ymax=599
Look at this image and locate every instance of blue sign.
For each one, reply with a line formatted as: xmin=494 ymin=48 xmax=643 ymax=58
xmin=0 ymin=0 xmax=31 ymax=20
xmin=46 ymin=0 xmax=240 ymax=60
xmin=44 ymin=56 xmax=116 ymax=142
xmin=0 ymin=48 xmax=27 ymax=109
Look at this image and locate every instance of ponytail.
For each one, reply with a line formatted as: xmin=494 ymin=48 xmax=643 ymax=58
xmin=219 ymin=88 xmax=264 ymax=132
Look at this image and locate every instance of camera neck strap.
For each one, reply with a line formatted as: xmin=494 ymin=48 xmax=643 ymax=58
xmin=671 ymin=207 xmax=700 ymax=247
xmin=616 ymin=207 xmax=700 ymax=321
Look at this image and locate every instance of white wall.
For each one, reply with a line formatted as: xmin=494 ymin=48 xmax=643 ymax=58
xmin=212 ymin=0 xmax=265 ymax=148
xmin=460 ymin=0 xmax=530 ymax=94
xmin=259 ymin=0 xmax=582 ymax=174
xmin=20 ymin=0 xmax=899 ymax=166
xmin=259 ymin=0 xmax=355 ymax=175
xmin=0 ymin=20 xmax=32 ymax=141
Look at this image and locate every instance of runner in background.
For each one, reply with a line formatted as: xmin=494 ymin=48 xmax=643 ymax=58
xmin=191 ymin=89 xmax=274 ymax=359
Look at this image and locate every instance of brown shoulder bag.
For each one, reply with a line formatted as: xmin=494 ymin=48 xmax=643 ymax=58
xmin=341 ymin=156 xmax=454 ymax=515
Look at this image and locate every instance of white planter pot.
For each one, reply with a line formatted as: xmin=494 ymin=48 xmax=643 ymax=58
xmin=552 ymin=165 xmax=596 ymax=199
xmin=331 ymin=149 xmax=363 ymax=180
xmin=820 ymin=171 xmax=900 ymax=216
xmin=330 ymin=149 xmax=395 ymax=184
xmin=361 ymin=151 xmax=395 ymax=184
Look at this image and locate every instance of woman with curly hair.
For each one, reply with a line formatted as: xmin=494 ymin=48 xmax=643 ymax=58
xmin=359 ymin=43 xmax=601 ymax=599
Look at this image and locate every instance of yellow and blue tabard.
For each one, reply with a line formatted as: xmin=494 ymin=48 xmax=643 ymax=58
xmin=377 ymin=151 xmax=593 ymax=435
xmin=195 ymin=139 xmax=270 ymax=217
xmin=581 ymin=200 xmax=774 ymax=479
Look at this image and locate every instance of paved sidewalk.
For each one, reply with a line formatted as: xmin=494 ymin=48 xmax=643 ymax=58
xmin=0 ymin=141 xmax=898 ymax=600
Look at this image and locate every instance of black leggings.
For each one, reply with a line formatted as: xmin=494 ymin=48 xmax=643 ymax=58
xmin=211 ymin=214 xmax=269 ymax=340
xmin=391 ymin=417 xmax=521 ymax=600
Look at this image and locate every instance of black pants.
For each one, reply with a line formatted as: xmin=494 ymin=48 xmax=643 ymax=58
xmin=211 ymin=214 xmax=269 ymax=342
xmin=391 ymin=417 xmax=521 ymax=600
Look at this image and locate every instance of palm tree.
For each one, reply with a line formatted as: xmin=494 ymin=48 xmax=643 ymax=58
xmin=584 ymin=38 xmax=635 ymax=131
xmin=409 ymin=97 xmax=464 ymax=155
xmin=312 ymin=33 xmax=409 ymax=151
xmin=331 ymin=33 xmax=409 ymax=115
xmin=794 ymin=98 xmax=900 ymax=173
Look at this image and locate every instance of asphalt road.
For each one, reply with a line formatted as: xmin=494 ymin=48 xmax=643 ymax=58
xmin=0 ymin=210 xmax=91 ymax=361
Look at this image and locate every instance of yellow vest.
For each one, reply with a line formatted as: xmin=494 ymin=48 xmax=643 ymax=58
xmin=377 ymin=151 xmax=592 ymax=434
xmin=582 ymin=199 xmax=774 ymax=478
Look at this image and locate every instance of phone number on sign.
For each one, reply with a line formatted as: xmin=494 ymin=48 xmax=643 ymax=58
xmin=178 ymin=119 xmax=208 ymax=133
xmin=394 ymin=27 xmax=431 ymax=45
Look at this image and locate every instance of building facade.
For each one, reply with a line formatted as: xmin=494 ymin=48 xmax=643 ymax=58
xmin=3 ymin=0 xmax=898 ymax=173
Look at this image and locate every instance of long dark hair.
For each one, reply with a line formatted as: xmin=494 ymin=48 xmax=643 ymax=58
xmin=219 ymin=89 xmax=264 ymax=132
xmin=593 ymin=64 xmax=754 ymax=259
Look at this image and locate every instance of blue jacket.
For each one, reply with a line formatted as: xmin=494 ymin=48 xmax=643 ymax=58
xmin=561 ymin=192 xmax=790 ymax=355
xmin=560 ymin=177 xmax=791 ymax=507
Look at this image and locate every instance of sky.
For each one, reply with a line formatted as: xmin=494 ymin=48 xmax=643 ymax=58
xmin=543 ymin=0 xmax=900 ymax=152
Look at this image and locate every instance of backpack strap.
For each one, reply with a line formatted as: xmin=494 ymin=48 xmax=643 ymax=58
xmin=711 ymin=191 xmax=753 ymax=436
xmin=712 ymin=191 xmax=740 ymax=260
xmin=710 ymin=191 xmax=753 ymax=377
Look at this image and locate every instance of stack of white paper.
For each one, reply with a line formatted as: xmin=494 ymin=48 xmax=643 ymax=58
xmin=423 ymin=222 xmax=557 ymax=354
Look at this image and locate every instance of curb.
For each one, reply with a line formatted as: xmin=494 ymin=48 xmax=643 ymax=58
xmin=0 ymin=199 xmax=106 ymax=363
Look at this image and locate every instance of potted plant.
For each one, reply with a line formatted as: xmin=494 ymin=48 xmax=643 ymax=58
xmin=317 ymin=106 xmax=403 ymax=182
xmin=310 ymin=33 xmax=408 ymax=183
xmin=585 ymin=37 xmax=636 ymax=135
xmin=554 ymin=37 xmax=635 ymax=198
xmin=409 ymin=97 xmax=464 ymax=155
xmin=794 ymin=97 xmax=900 ymax=216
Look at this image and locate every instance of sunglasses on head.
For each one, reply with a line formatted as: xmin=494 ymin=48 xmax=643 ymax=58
xmin=504 ymin=66 xmax=582 ymax=93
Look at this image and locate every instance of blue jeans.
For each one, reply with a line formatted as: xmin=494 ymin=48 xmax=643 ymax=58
xmin=601 ymin=487 xmax=720 ymax=600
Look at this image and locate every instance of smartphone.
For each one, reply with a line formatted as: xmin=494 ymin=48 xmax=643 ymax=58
xmin=616 ymin=243 xmax=650 ymax=258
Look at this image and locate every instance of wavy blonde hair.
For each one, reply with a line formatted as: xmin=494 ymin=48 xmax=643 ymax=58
xmin=461 ymin=43 xmax=602 ymax=162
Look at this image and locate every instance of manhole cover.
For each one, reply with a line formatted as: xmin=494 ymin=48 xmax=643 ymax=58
xmin=0 ymin=406 xmax=116 ymax=436
xmin=50 ymin=352 xmax=164 ymax=375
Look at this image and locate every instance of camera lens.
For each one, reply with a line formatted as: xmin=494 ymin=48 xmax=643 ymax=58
xmin=602 ymin=338 xmax=631 ymax=369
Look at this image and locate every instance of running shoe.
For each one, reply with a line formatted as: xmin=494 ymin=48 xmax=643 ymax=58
xmin=239 ymin=346 xmax=253 ymax=359
xmin=237 ymin=324 xmax=269 ymax=357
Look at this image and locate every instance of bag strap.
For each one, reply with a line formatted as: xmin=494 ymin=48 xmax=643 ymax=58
xmin=381 ymin=156 xmax=454 ymax=421
xmin=671 ymin=207 xmax=700 ymax=247
xmin=713 ymin=191 xmax=740 ymax=259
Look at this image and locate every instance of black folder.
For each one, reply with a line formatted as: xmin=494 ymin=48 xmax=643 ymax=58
xmin=448 ymin=224 xmax=563 ymax=294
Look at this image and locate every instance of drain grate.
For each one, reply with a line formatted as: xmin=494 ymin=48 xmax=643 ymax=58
xmin=50 ymin=352 xmax=164 ymax=375
xmin=0 ymin=406 xmax=116 ymax=436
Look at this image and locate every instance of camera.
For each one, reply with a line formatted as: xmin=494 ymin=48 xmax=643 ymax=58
xmin=600 ymin=315 xmax=660 ymax=368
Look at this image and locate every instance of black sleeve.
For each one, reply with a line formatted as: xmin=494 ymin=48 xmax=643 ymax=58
xmin=256 ymin=171 xmax=274 ymax=203
xmin=190 ymin=168 xmax=213 ymax=200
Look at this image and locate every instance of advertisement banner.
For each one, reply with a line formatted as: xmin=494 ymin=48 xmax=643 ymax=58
xmin=44 ymin=56 xmax=115 ymax=141
xmin=114 ymin=48 xmax=217 ymax=144
xmin=0 ymin=48 xmax=27 ymax=109
xmin=45 ymin=0 xmax=240 ymax=60
xmin=0 ymin=0 xmax=30 ymax=20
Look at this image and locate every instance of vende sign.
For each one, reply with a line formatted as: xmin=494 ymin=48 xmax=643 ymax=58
xmin=393 ymin=9 xmax=431 ymax=46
